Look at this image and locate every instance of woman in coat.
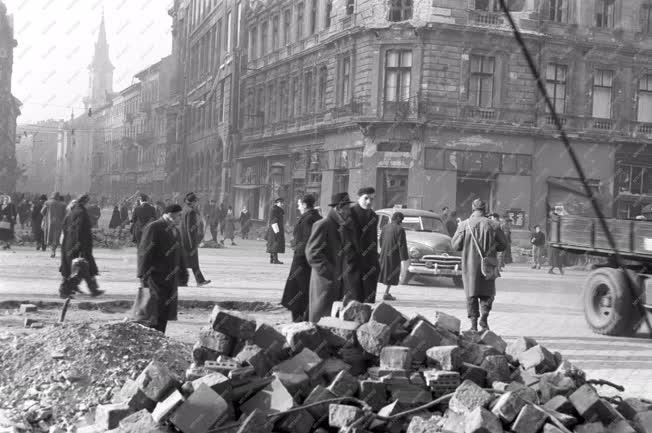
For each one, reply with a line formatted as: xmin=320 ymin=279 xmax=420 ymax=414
xmin=266 ymin=198 xmax=285 ymax=264
xmin=222 ymin=207 xmax=237 ymax=246
xmin=42 ymin=192 xmax=67 ymax=258
xmin=31 ymin=195 xmax=47 ymax=251
xmin=239 ymin=207 xmax=252 ymax=239
xmin=281 ymin=194 xmax=322 ymax=322
xmin=59 ymin=195 xmax=103 ymax=298
xmin=109 ymin=205 xmax=122 ymax=229
xmin=378 ymin=212 xmax=409 ymax=301
xmin=0 ymin=194 xmax=16 ymax=250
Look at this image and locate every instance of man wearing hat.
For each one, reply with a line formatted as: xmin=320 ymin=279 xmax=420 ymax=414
xmin=350 ymin=186 xmax=380 ymax=303
xmin=59 ymin=194 xmax=103 ymax=298
xmin=266 ymin=197 xmax=286 ymax=264
xmin=179 ymin=192 xmax=211 ymax=286
xmin=451 ymin=199 xmax=507 ymax=333
xmin=41 ymin=192 xmax=67 ymax=258
xmin=305 ymin=192 xmax=361 ymax=322
xmin=130 ymin=194 xmax=157 ymax=247
xmin=131 ymin=204 xmax=188 ymax=333
xmin=31 ymin=194 xmax=48 ymax=251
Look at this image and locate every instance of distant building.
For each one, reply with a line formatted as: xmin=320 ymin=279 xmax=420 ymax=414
xmin=15 ymin=120 xmax=62 ymax=193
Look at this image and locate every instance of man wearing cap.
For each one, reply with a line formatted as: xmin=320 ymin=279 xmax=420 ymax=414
xmin=59 ymin=194 xmax=104 ymax=298
xmin=266 ymin=198 xmax=286 ymax=264
xmin=131 ymin=204 xmax=188 ymax=333
xmin=179 ymin=192 xmax=211 ymax=286
xmin=130 ymin=194 xmax=157 ymax=247
xmin=451 ymin=199 xmax=507 ymax=332
xmin=350 ymin=187 xmax=380 ymax=303
xmin=305 ymin=192 xmax=361 ymax=322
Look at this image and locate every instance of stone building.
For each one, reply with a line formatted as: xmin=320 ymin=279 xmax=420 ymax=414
xmin=0 ymin=1 xmax=20 ymax=193
xmin=15 ymin=120 xmax=62 ymax=193
xmin=235 ymin=0 xmax=652 ymax=232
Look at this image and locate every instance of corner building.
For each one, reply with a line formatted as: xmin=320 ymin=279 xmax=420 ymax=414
xmin=237 ymin=0 xmax=652 ymax=236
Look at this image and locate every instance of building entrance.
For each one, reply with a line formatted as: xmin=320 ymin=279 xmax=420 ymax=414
xmin=456 ymin=173 xmax=495 ymax=218
xmin=378 ymin=168 xmax=409 ymax=208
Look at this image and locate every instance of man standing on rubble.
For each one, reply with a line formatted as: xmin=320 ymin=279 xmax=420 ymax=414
xmin=306 ymin=192 xmax=361 ymax=322
xmin=350 ymin=187 xmax=380 ymax=304
xmin=132 ymin=204 xmax=188 ymax=333
xmin=451 ymin=199 xmax=506 ymax=333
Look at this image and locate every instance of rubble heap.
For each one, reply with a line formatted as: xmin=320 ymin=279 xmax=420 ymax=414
xmin=91 ymin=302 xmax=652 ymax=433
xmin=0 ymin=322 xmax=190 ymax=428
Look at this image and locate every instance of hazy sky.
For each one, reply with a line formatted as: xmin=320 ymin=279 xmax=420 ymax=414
xmin=5 ymin=0 xmax=172 ymax=124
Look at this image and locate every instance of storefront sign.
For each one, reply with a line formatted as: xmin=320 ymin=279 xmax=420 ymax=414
xmin=377 ymin=154 xmax=412 ymax=169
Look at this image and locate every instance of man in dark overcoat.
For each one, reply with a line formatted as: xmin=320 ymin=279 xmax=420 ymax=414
xmin=130 ymin=194 xmax=157 ymax=246
xmin=451 ymin=199 xmax=507 ymax=333
xmin=180 ymin=192 xmax=211 ymax=286
xmin=119 ymin=201 xmax=130 ymax=226
xmin=204 ymin=199 xmax=220 ymax=242
xmin=59 ymin=194 xmax=104 ymax=298
xmin=281 ymin=194 xmax=322 ymax=322
xmin=266 ymin=198 xmax=286 ymax=264
xmin=378 ymin=212 xmax=409 ymax=301
xmin=31 ymin=195 xmax=47 ymax=251
xmin=42 ymin=192 xmax=67 ymax=258
xmin=131 ymin=204 xmax=188 ymax=333
xmin=350 ymin=187 xmax=380 ymax=304
xmin=305 ymin=193 xmax=361 ymax=323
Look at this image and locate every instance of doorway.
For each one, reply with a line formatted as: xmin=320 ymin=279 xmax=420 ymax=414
xmin=378 ymin=168 xmax=409 ymax=208
xmin=456 ymin=174 xmax=494 ymax=219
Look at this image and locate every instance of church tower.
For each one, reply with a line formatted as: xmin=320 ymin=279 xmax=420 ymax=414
xmin=84 ymin=13 xmax=113 ymax=109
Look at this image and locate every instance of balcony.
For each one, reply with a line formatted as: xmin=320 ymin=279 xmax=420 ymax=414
xmin=633 ymin=122 xmax=652 ymax=137
xmin=383 ymin=99 xmax=417 ymax=121
xmin=331 ymin=97 xmax=366 ymax=119
xmin=468 ymin=10 xmax=505 ymax=27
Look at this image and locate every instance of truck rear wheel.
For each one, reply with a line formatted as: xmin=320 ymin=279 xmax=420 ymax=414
xmin=583 ymin=268 xmax=639 ymax=336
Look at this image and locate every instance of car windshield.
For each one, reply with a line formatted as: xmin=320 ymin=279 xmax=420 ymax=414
xmin=401 ymin=216 xmax=444 ymax=233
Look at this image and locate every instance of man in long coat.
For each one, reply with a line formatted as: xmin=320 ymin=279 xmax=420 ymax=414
xmin=266 ymin=198 xmax=286 ymax=264
xmin=41 ymin=192 xmax=67 ymax=258
xmin=451 ymin=199 xmax=507 ymax=332
xmin=204 ymin=199 xmax=220 ymax=242
xmin=378 ymin=212 xmax=409 ymax=301
xmin=305 ymin=192 xmax=361 ymax=323
xmin=31 ymin=194 xmax=47 ymax=251
xmin=59 ymin=194 xmax=103 ymax=298
xmin=281 ymin=194 xmax=322 ymax=322
xmin=132 ymin=204 xmax=188 ymax=333
xmin=119 ymin=201 xmax=130 ymax=226
xmin=350 ymin=187 xmax=380 ymax=304
xmin=130 ymin=194 xmax=157 ymax=246
xmin=180 ymin=192 xmax=211 ymax=286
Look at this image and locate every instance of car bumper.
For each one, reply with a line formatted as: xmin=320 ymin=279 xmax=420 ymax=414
xmin=408 ymin=261 xmax=462 ymax=277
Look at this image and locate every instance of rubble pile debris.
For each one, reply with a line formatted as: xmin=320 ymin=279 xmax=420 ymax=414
xmin=3 ymin=304 xmax=652 ymax=433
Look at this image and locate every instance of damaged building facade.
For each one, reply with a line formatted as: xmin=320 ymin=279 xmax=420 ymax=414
xmin=234 ymin=0 xmax=652 ymax=231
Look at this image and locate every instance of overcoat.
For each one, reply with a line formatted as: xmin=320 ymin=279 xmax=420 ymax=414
xmin=180 ymin=205 xmax=204 ymax=269
xmin=109 ymin=207 xmax=122 ymax=229
xmin=60 ymin=203 xmax=98 ymax=278
xmin=378 ymin=222 xmax=409 ymax=286
xmin=132 ymin=218 xmax=188 ymax=325
xmin=41 ymin=198 xmax=66 ymax=246
xmin=451 ymin=211 xmax=507 ymax=298
xmin=305 ymin=208 xmax=361 ymax=322
xmin=239 ymin=211 xmax=252 ymax=234
xmin=120 ymin=204 xmax=129 ymax=223
xmin=223 ymin=213 xmax=236 ymax=239
xmin=281 ymin=208 xmax=322 ymax=316
xmin=130 ymin=202 xmax=157 ymax=245
xmin=350 ymin=204 xmax=380 ymax=303
xmin=266 ymin=205 xmax=285 ymax=253
xmin=31 ymin=201 xmax=44 ymax=237
xmin=0 ymin=203 xmax=16 ymax=242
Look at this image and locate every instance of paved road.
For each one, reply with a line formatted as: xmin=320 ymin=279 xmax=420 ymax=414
xmin=1 ymin=240 xmax=651 ymax=399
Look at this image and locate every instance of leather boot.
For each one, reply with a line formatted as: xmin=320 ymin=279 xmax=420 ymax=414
xmin=479 ymin=314 xmax=490 ymax=332
xmin=467 ymin=318 xmax=478 ymax=333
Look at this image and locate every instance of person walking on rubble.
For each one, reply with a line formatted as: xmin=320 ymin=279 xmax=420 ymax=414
xmin=451 ymin=199 xmax=507 ymax=333
xmin=131 ymin=204 xmax=188 ymax=333
xmin=281 ymin=194 xmax=322 ymax=322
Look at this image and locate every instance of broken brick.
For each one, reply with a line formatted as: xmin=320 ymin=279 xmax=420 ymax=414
xmin=464 ymin=407 xmax=503 ymax=433
xmin=252 ymin=323 xmax=287 ymax=360
xmin=111 ymin=379 xmax=156 ymax=412
xmin=448 ymin=379 xmax=493 ymax=414
xmin=359 ymin=380 xmax=387 ymax=411
xmin=281 ymin=322 xmax=328 ymax=356
xmin=459 ymin=363 xmax=488 ymax=388
xmin=151 ymin=389 xmax=184 ymax=423
xmin=506 ymin=381 xmax=539 ymax=404
xmin=331 ymin=301 xmax=344 ymax=318
xmin=209 ymin=307 xmax=256 ymax=340
xmin=371 ymin=302 xmax=406 ymax=330
xmin=94 ymin=403 xmax=133 ymax=430
xmin=316 ymin=357 xmax=352 ymax=382
xmin=240 ymin=378 xmax=294 ymax=415
xmin=198 ymin=327 xmax=234 ymax=355
xmin=491 ymin=390 xmax=526 ymax=423
xmin=405 ymin=414 xmax=442 ymax=433
xmin=276 ymin=410 xmax=315 ymax=433
xmin=542 ymin=423 xmax=566 ymax=433
xmin=231 ymin=377 xmax=274 ymax=404
xmin=327 ymin=369 xmax=359 ymax=397
xmin=303 ymin=385 xmax=337 ymax=419
xmin=423 ymin=370 xmax=460 ymax=398
xmin=512 ymin=404 xmax=548 ymax=433
xmin=328 ymin=404 xmax=363 ymax=428
xmin=608 ymin=420 xmax=637 ymax=433
xmin=634 ymin=411 xmax=652 ymax=433
xmin=191 ymin=372 xmax=231 ymax=397
xmin=433 ymin=311 xmax=461 ymax=334
xmin=480 ymin=355 xmax=511 ymax=385
xmin=401 ymin=320 xmax=444 ymax=364
xmin=135 ymin=360 xmax=178 ymax=402
xmin=479 ymin=330 xmax=507 ymax=354
xmin=118 ymin=409 xmax=167 ymax=433
xmin=19 ymin=304 xmax=37 ymax=314
xmin=236 ymin=409 xmax=272 ymax=433
xmin=388 ymin=383 xmax=433 ymax=407
xmin=618 ymin=398 xmax=652 ymax=420
xmin=544 ymin=395 xmax=578 ymax=416
xmin=380 ymin=346 xmax=413 ymax=370
xmin=234 ymin=344 xmax=272 ymax=377
xmin=341 ymin=301 xmax=372 ymax=324
xmin=426 ymin=345 xmax=462 ymax=371
xmin=537 ymin=372 xmax=576 ymax=404
xmin=574 ymin=422 xmax=608 ymax=433
xmin=547 ymin=409 xmax=579 ymax=429
xmin=316 ymin=317 xmax=360 ymax=348
xmin=459 ymin=342 xmax=501 ymax=366
xmin=518 ymin=345 xmax=558 ymax=374
xmin=170 ymin=383 xmax=231 ymax=433
xmin=356 ymin=320 xmax=392 ymax=357
xmin=506 ymin=336 xmax=538 ymax=363
xmin=568 ymin=384 xmax=602 ymax=420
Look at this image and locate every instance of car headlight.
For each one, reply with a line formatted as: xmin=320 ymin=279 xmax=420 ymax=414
xmin=409 ymin=247 xmax=421 ymax=259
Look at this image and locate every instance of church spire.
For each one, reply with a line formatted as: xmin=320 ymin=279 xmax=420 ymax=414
xmin=85 ymin=11 xmax=114 ymax=109
xmin=92 ymin=11 xmax=113 ymax=70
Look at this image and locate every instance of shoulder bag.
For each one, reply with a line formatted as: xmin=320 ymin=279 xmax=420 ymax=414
xmin=468 ymin=222 xmax=500 ymax=280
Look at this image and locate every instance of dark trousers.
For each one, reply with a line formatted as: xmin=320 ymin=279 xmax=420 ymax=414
xmin=209 ymin=224 xmax=218 ymax=242
xmin=59 ymin=274 xmax=99 ymax=298
xmin=219 ymin=220 xmax=225 ymax=235
xmin=291 ymin=310 xmax=307 ymax=322
xmin=191 ymin=266 xmax=206 ymax=284
xmin=34 ymin=228 xmax=45 ymax=250
xmin=466 ymin=296 xmax=494 ymax=319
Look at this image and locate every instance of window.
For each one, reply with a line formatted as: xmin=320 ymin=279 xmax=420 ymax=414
xmin=318 ymin=66 xmax=328 ymax=110
xmin=235 ymin=3 xmax=241 ymax=47
xmin=384 ymin=50 xmax=412 ymax=102
xmin=272 ymin=15 xmax=280 ymax=50
xmin=474 ymin=0 xmax=523 ymax=11
xmin=296 ymin=2 xmax=304 ymax=41
xmin=334 ymin=170 xmax=349 ymax=194
xmin=378 ymin=142 xmax=412 ymax=152
xmin=289 ymin=77 xmax=296 ymax=118
xmin=304 ymin=71 xmax=314 ymax=113
xmin=260 ymin=21 xmax=268 ymax=56
xmin=249 ymin=26 xmax=257 ymax=59
xmin=549 ymin=0 xmax=568 ymax=22
xmin=639 ymin=74 xmax=652 ymax=123
xmin=644 ymin=5 xmax=652 ymax=34
xmin=226 ymin=11 xmax=232 ymax=51
xmin=295 ymin=76 xmax=302 ymax=115
xmin=218 ymin=80 xmax=225 ymax=123
xmin=341 ymin=56 xmax=351 ymax=103
xmin=325 ymin=0 xmax=332 ymax=28
xmin=267 ymin=83 xmax=276 ymax=122
xmin=347 ymin=0 xmax=355 ymax=15
xmin=595 ymin=0 xmax=615 ymax=28
xmin=217 ymin=19 xmax=223 ymax=60
xmin=546 ymin=64 xmax=567 ymax=114
xmin=280 ymin=80 xmax=289 ymax=120
xmin=592 ymin=69 xmax=613 ymax=119
xmin=283 ymin=9 xmax=291 ymax=44
xmin=310 ymin=0 xmax=318 ymax=34
xmin=469 ymin=55 xmax=495 ymax=108
xmin=388 ymin=0 xmax=412 ymax=22
xmin=615 ymin=164 xmax=652 ymax=195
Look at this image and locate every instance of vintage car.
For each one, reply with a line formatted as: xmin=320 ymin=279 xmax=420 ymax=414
xmin=376 ymin=207 xmax=463 ymax=287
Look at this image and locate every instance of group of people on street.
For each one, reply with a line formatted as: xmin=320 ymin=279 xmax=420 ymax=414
xmin=530 ymin=220 xmax=565 ymax=275
xmin=204 ymin=200 xmax=252 ymax=246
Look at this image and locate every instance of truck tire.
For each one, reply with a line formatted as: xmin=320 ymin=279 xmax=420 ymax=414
xmin=583 ymin=268 xmax=639 ymax=336
xmin=453 ymin=276 xmax=464 ymax=288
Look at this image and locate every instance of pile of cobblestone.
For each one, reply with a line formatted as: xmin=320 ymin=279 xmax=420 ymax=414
xmin=91 ymin=228 xmax=133 ymax=249
xmin=85 ymin=302 xmax=652 ymax=433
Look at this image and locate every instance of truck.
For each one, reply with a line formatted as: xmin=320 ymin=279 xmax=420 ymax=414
xmin=549 ymin=215 xmax=652 ymax=336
